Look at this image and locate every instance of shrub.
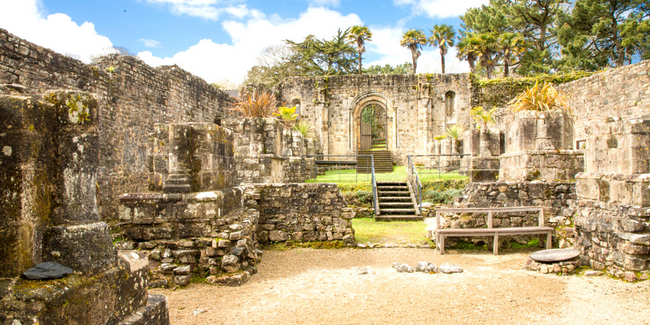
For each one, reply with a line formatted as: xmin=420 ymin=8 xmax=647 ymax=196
xmin=355 ymin=190 xmax=373 ymax=205
xmin=445 ymin=124 xmax=465 ymax=139
xmin=422 ymin=189 xmax=463 ymax=204
xmin=229 ymin=90 xmax=278 ymax=117
xmin=294 ymin=120 xmax=314 ymax=139
xmin=507 ymin=81 xmax=572 ymax=115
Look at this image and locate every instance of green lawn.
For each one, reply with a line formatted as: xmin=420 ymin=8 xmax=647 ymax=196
xmin=352 ymin=218 xmax=430 ymax=244
xmin=306 ymin=166 xmax=467 ymax=184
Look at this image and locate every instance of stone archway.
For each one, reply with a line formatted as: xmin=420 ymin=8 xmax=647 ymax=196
xmin=350 ymin=91 xmax=394 ymax=153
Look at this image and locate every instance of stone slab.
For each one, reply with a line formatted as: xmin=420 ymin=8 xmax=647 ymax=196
xmin=530 ymin=249 xmax=580 ymax=263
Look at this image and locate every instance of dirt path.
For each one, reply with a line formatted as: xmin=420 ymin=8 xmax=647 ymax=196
xmin=151 ymin=248 xmax=650 ymax=325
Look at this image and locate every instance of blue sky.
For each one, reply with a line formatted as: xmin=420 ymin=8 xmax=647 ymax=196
xmin=0 ymin=0 xmax=488 ymax=84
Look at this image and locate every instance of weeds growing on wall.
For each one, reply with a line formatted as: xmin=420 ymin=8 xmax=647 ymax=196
xmin=445 ymin=124 xmax=465 ymax=139
xmin=470 ymin=106 xmax=497 ymax=130
xmin=507 ymin=81 xmax=572 ymax=115
xmin=293 ymin=120 xmax=314 ymax=139
xmin=275 ymin=106 xmax=298 ymax=125
xmin=229 ymin=89 xmax=279 ymax=117
xmin=422 ymin=189 xmax=463 ymax=204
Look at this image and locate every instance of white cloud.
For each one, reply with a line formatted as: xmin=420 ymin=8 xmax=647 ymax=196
xmin=140 ymin=38 xmax=162 ymax=48
xmin=309 ymin=0 xmax=341 ymax=7
xmin=138 ymin=7 xmax=362 ymax=83
xmin=139 ymin=0 xmax=252 ymax=20
xmin=0 ymin=0 xmax=114 ymax=63
xmin=394 ymin=0 xmax=489 ymax=18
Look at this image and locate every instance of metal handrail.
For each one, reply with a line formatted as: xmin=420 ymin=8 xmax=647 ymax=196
xmin=303 ymin=154 xmax=379 ymax=216
xmin=407 ymin=155 xmax=423 ymax=213
xmin=408 ymin=154 xmax=471 ymax=178
xmin=371 ymin=155 xmax=379 ymax=216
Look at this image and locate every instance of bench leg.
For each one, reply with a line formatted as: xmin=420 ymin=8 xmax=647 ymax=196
xmin=546 ymin=233 xmax=552 ymax=249
xmin=440 ymin=235 xmax=445 ymax=255
xmin=493 ymin=234 xmax=499 ymax=255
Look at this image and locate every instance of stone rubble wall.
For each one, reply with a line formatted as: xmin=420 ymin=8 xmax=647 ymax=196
xmin=499 ymin=150 xmax=584 ymax=182
xmin=243 ymin=183 xmax=356 ymax=244
xmin=0 ymin=28 xmax=235 ymax=224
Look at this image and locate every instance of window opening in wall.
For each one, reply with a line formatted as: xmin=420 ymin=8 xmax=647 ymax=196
xmin=576 ymin=140 xmax=586 ymax=150
xmin=445 ymin=91 xmax=455 ymax=118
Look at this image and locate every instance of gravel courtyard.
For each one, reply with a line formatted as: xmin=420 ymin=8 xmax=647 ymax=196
xmin=152 ymin=248 xmax=650 ymax=325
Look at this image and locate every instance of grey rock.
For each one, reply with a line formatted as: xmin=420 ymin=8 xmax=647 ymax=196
xmin=392 ymin=263 xmax=415 ymax=273
xmin=174 ymin=265 xmax=191 ymax=275
xmin=222 ymin=254 xmax=238 ymax=266
xmin=22 ymin=262 xmax=73 ymax=280
xmin=193 ymin=309 xmax=206 ymax=316
xmin=148 ymin=280 xmax=168 ymax=288
xmin=174 ymin=275 xmax=191 ymax=286
xmin=159 ymin=263 xmax=176 ymax=272
xmin=415 ymin=262 xmax=437 ymax=273
xmin=230 ymin=246 xmax=245 ymax=256
xmin=356 ymin=267 xmax=374 ymax=275
xmin=230 ymin=231 xmax=243 ymax=240
xmin=439 ymin=263 xmax=463 ymax=274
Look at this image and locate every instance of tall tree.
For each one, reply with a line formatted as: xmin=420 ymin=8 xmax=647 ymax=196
xmin=497 ymin=32 xmax=525 ymax=77
xmin=429 ymin=24 xmax=456 ymax=74
xmin=559 ymin=0 xmax=650 ymax=69
xmin=400 ymin=29 xmax=428 ymax=74
xmin=347 ymin=26 xmax=373 ymax=74
xmin=285 ymin=29 xmax=358 ymax=76
xmin=456 ymin=32 xmax=481 ymax=73
xmin=363 ymin=62 xmax=413 ymax=75
xmin=475 ymin=32 xmax=500 ymax=79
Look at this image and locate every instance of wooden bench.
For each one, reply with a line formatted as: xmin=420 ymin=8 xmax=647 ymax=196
xmin=434 ymin=207 xmax=553 ymax=255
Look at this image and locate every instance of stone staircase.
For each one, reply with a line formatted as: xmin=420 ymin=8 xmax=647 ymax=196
xmin=372 ymin=138 xmax=387 ymax=150
xmin=357 ymin=150 xmax=394 ymax=173
xmin=375 ymin=181 xmax=422 ymax=221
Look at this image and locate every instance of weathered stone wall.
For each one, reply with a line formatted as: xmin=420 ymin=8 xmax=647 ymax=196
xmin=0 ymin=28 xmax=234 ymax=224
xmin=223 ymin=117 xmax=315 ymax=184
xmin=499 ymin=151 xmax=584 ymax=182
xmin=149 ymin=122 xmax=235 ymax=192
xmin=276 ymin=74 xmax=473 ymax=163
xmin=243 ymin=183 xmax=355 ymax=244
xmin=0 ymin=91 xmax=169 ymax=324
xmin=557 ymin=60 xmax=650 ymax=143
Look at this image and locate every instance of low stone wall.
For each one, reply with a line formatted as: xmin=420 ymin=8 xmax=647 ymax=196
xmin=572 ymin=200 xmax=650 ymax=279
xmin=443 ymin=181 xmax=577 ymax=248
xmin=244 ymin=183 xmax=356 ymax=244
xmin=499 ymin=150 xmax=584 ymax=182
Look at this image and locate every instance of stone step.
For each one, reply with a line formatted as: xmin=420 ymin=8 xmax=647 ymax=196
xmin=375 ymin=215 xmax=423 ymax=222
xmin=379 ymin=202 xmax=414 ymax=208
xmin=379 ymin=208 xmax=416 ymax=214
xmin=378 ymin=191 xmax=410 ymax=196
xmin=378 ymin=186 xmax=408 ymax=190
xmin=378 ymin=196 xmax=412 ymax=201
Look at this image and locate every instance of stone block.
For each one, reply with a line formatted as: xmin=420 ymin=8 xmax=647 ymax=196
xmin=43 ymin=222 xmax=117 ymax=274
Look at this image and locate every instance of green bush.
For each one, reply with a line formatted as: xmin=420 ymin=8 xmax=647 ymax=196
xmin=355 ymin=190 xmax=373 ymax=205
xmin=422 ymin=189 xmax=463 ymax=204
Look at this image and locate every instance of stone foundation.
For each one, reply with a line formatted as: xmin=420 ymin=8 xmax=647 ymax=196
xmin=523 ymin=257 xmax=580 ymax=275
xmin=244 ymin=183 xmax=356 ymax=244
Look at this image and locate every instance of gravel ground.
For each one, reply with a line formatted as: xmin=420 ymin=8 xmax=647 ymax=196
xmin=151 ymin=248 xmax=650 ymax=325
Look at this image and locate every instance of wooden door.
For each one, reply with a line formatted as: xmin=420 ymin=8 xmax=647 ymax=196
xmin=360 ymin=122 xmax=372 ymax=150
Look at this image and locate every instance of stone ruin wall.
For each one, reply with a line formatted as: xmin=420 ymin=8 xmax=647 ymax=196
xmin=0 ymin=28 xmax=234 ymax=225
xmin=0 ymin=90 xmax=169 ymax=324
xmin=222 ymin=117 xmax=316 ymax=185
xmin=276 ymin=74 xmax=473 ymax=164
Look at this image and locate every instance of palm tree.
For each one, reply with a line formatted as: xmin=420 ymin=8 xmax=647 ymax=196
xmin=475 ymin=32 xmax=499 ymax=79
xmin=429 ymin=24 xmax=456 ymax=74
xmin=456 ymin=33 xmax=480 ymax=73
xmin=400 ymin=29 xmax=427 ymax=74
xmin=347 ymin=25 xmax=373 ymax=74
xmin=497 ymin=32 xmax=525 ymax=77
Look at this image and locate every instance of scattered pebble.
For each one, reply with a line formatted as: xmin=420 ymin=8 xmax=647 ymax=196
xmin=193 ymin=309 xmax=206 ymax=316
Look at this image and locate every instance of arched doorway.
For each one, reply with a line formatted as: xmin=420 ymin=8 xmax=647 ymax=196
xmin=359 ymin=103 xmax=388 ymax=150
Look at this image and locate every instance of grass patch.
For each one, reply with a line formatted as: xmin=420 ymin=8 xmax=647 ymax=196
xmin=352 ymin=218 xmax=430 ymax=244
xmin=510 ymin=238 xmax=540 ymax=249
xmin=306 ymin=166 xmax=467 ymax=185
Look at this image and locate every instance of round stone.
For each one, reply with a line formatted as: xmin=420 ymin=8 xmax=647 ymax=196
xmin=530 ymin=249 xmax=580 ymax=263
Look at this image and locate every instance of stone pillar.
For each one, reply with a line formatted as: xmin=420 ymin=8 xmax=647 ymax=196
xmin=535 ymin=114 xmax=555 ymax=150
xmin=479 ymin=130 xmax=492 ymax=157
xmin=163 ymin=124 xmax=193 ymax=193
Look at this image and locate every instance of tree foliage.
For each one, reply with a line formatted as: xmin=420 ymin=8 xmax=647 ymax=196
xmin=429 ymin=24 xmax=456 ymax=74
xmin=362 ymin=62 xmax=413 ymax=75
xmin=347 ymin=25 xmax=373 ymax=74
xmin=400 ymin=29 xmax=428 ymax=74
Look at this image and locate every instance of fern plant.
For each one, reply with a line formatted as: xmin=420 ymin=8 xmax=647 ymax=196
xmin=229 ymin=90 xmax=278 ymax=117
xmin=507 ymin=81 xmax=572 ymax=115
xmin=294 ymin=120 xmax=314 ymax=139
xmin=445 ymin=124 xmax=465 ymax=139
